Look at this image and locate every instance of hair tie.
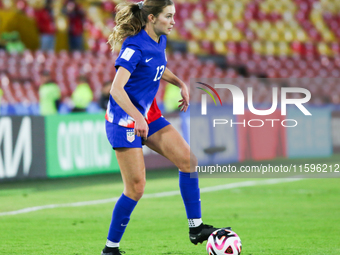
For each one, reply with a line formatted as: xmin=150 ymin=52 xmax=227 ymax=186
xmin=137 ymin=1 xmax=143 ymax=9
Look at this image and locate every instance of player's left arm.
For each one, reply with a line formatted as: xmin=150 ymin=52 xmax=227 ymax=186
xmin=161 ymin=67 xmax=189 ymax=112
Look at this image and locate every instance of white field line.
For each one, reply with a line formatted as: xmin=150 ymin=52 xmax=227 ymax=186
xmin=0 ymin=178 xmax=303 ymax=217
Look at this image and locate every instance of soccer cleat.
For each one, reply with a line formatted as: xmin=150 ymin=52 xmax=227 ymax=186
xmin=101 ymin=247 xmax=126 ymax=255
xmin=189 ymin=224 xmax=232 ymax=245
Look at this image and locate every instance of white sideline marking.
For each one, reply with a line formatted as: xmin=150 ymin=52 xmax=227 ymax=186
xmin=0 ymin=178 xmax=303 ymax=217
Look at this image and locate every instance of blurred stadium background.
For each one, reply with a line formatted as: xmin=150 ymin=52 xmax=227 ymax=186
xmin=0 ymin=0 xmax=340 ymax=180
xmin=1 ymin=0 xmax=340 ymax=112
xmin=0 ymin=0 xmax=338 ymax=176
xmin=1 ymin=1 xmax=340 ymax=254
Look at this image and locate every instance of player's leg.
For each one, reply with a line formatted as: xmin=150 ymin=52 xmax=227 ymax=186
xmin=116 ymin=147 xmax=146 ymax=201
xmin=144 ymin=121 xmax=202 ymax=223
xmin=144 ymin=121 xmax=230 ymax=245
xmin=102 ymin=147 xmax=145 ymax=255
xmin=144 ymin=118 xmax=196 ymax=173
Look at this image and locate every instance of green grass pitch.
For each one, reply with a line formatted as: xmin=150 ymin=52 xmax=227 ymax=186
xmin=1 ymin=157 xmax=340 ymax=255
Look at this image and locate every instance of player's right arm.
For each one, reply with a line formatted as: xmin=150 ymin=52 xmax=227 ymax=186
xmin=110 ymin=67 xmax=148 ymax=139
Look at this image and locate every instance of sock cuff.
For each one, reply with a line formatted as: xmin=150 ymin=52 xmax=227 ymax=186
xmin=188 ymin=218 xmax=203 ymax=228
xmin=179 ymin=171 xmax=198 ymax=179
xmin=106 ymin=240 xmax=119 ymax=248
xmin=120 ymin=193 xmax=138 ymax=210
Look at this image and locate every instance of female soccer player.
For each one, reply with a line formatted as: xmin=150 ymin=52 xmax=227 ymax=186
xmin=102 ymin=1 xmax=227 ymax=254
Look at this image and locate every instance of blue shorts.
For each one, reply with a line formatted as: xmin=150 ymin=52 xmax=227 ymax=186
xmin=105 ymin=116 xmax=171 ymax=149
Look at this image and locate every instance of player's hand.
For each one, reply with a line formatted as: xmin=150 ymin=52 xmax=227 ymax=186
xmin=134 ymin=116 xmax=149 ymax=140
xmin=179 ymin=84 xmax=190 ymax=112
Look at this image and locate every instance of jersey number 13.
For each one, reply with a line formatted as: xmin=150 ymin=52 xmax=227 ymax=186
xmin=153 ymin=65 xmax=165 ymax=81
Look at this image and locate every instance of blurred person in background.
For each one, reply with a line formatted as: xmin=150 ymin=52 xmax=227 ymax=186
xmin=99 ymin=80 xmax=112 ymax=111
xmin=62 ymin=0 xmax=85 ymax=51
xmin=71 ymin=76 xmax=93 ymax=112
xmin=101 ymin=1 xmax=228 ymax=254
xmin=0 ymin=87 xmax=3 ymax=114
xmin=39 ymin=70 xmax=61 ymax=115
xmin=34 ymin=0 xmax=56 ymax=51
xmin=163 ymin=82 xmax=182 ymax=112
xmin=0 ymin=33 xmax=8 ymax=50
xmin=2 ymin=31 xmax=25 ymax=54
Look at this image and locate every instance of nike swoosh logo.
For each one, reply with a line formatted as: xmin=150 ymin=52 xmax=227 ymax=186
xmin=121 ymin=223 xmax=128 ymax=227
xmin=146 ymin=58 xmax=153 ymax=62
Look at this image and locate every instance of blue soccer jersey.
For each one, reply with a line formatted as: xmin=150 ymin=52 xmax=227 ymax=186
xmin=105 ymin=29 xmax=168 ymax=128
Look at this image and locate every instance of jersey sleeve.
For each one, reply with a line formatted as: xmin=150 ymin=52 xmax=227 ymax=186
xmin=115 ymin=44 xmax=143 ymax=74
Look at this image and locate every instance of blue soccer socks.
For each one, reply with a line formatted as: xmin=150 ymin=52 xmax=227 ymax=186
xmin=107 ymin=193 xmax=138 ymax=243
xmin=179 ymin=171 xmax=202 ymax=222
xmin=107 ymin=171 xmax=202 ymax=246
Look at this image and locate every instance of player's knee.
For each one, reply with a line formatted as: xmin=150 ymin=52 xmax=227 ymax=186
xmin=134 ymin=180 xmax=145 ymax=200
xmin=190 ymin=153 xmax=198 ymax=167
xmin=128 ymin=178 xmax=146 ymax=201
xmin=178 ymin=151 xmax=196 ymax=173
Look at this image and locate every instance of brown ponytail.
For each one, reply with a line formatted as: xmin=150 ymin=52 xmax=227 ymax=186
xmin=108 ymin=0 xmax=174 ymax=52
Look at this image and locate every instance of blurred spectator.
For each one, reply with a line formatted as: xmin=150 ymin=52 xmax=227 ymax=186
xmin=34 ymin=0 xmax=56 ymax=51
xmin=163 ymin=83 xmax=182 ymax=113
xmin=39 ymin=70 xmax=61 ymax=115
xmin=0 ymin=34 xmax=6 ymax=50
xmin=0 ymin=87 xmax=3 ymax=114
xmin=71 ymin=76 xmax=93 ymax=112
xmin=99 ymin=80 xmax=111 ymax=111
xmin=62 ymin=0 xmax=85 ymax=51
xmin=2 ymin=31 xmax=25 ymax=54
xmin=16 ymin=0 xmax=29 ymax=14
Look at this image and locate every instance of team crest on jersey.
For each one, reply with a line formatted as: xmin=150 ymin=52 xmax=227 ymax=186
xmin=126 ymin=129 xmax=135 ymax=143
